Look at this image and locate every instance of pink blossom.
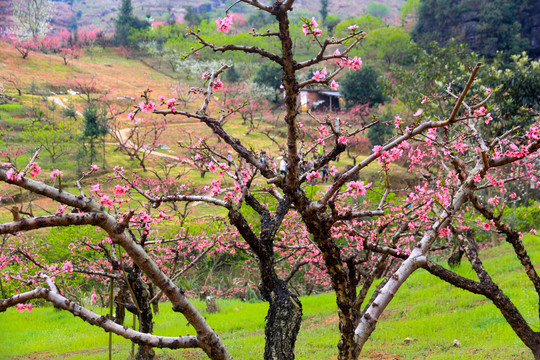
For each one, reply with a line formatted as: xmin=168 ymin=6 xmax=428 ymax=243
xmin=349 ymin=56 xmax=362 ymax=70
xmin=487 ymin=196 xmax=500 ymax=206
xmin=48 ymin=264 xmax=59 ymax=272
xmin=348 ymin=24 xmax=359 ymax=33
xmin=210 ymin=179 xmax=222 ymax=196
xmin=347 ymin=180 xmax=371 ymax=196
xmin=439 ymin=227 xmax=451 ymax=236
xmin=421 ymin=96 xmax=428 ymax=104
xmin=482 ymin=223 xmax=491 ymax=231
xmin=91 ymin=183 xmax=100 ymax=192
xmin=202 ymin=72 xmax=209 ymax=80
xmin=166 ymin=98 xmax=177 ymax=107
xmin=55 ymin=204 xmax=67 ymax=215
xmin=50 ymin=169 xmax=63 ymax=178
xmin=139 ymin=101 xmax=155 ymax=113
xmin=337 ymin=136 xmax=348 ymax=145
xmin=6 ymin=168 xmax=22 ymax=181
xmin=334 ymin=49 xmax=341 ymax=56
xmin=90 ymin=164 xmax=99 ymax=171
xmin=16 ymin=303 xmax=35 ymax=313
xmin=28 ymin=162 xmax=41 ymax=177
xmin=306 ymin=171 xmax=322 ymax=181
xmin=113 ymin=185 xmax=130 ymax=195
xmin=61 ymin=260 xmax=73 ymax=274
xmin=302 ymin=24 xmax=310 ymax=36
xmin=330 ymin=80 xmax=339 ymax=90
xmin=413 ymin=109 xmax=423 ymax=117
xmin=91 ymin=293 xmax=98 ymax=302
xmin=302 ymin=17 xmax=322 ymax=37
xmin=216 ymin=13 xmax=234 ymax=34
xmin=212 ymin=79 xmax=224 ymax=92
xmin=394 ymin=116 xmax=402 ymax=129
xmin=312 ymin=68 xmax=327 ymax=82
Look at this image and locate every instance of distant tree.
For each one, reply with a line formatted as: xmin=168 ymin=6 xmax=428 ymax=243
xmin=224 ymin=64 xmax=241 ymax=83
xmin=184 ymin=6 xmax=201 ymax=26
xmin=114 ymin=0 xmax=148 ymax=46
xmin=319 ymin=0 xmax=328 ymax=24
xmin=254 ymin=62 xmax=283 ymax=91
xmin=365 ymin=2 xmax=389 ymax=19
xmin=367 ymin=109 xmax=393 ymax=146
xmin=341 ymin=65 xmax=386 ymax=106
xmin=0 ymin=73 xmax=23 ymax=96
xmin=22 ymin=120 xmax=74 ymax=164
xmin=412 ymin=0 xmax=530 ymax=58
xmin=325 ymin=14 xmax=340 ymax=32
xmin=247 ymin=11 xmax=274 ymax=29
xmin=365 ymin=27 xmax=412 ymax=66
xmin=388 ymin=42 xmax=540 ymax=137
xmin=11 ymin=0 xmax=53 ymax=40
xmin=82 ymin=102 xmax=108 ymax=165
xmin=400 ymin=0 xmax=420 ymax=24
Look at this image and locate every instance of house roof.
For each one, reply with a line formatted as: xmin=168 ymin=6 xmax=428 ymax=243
xmin=299 ymin=89 xmax=342 ymax=97
xmin=319 ymin=91 xmax=342 ymax=97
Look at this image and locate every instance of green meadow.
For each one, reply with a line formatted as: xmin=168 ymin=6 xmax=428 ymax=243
xmin=1 ymin=235 xmax=537 ymax=359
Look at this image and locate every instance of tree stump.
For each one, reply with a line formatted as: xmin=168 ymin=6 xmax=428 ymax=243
xmin=206 ymin=296 xmax=220 ymax=313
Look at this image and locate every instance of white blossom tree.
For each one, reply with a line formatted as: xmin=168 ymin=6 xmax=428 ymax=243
xmin=11 ymin=0 xmax=53 ymax=40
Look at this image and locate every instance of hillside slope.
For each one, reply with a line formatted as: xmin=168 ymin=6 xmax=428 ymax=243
xmin=0 ymin=0 xmax=406 ymax=33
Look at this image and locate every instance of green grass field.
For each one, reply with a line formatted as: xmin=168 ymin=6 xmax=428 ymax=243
xmin=1 ymin=235 xmax=538 ymax=359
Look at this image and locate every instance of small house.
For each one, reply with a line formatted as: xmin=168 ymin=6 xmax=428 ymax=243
xmin=298 ymin=89 xmax=342 ymax=112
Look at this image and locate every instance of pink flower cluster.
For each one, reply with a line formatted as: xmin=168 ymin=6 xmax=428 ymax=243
xmin=212 ymin=79 xmax=224 ymax=92
xmin=50 ymin=169 xmax=63 ymax=178
xmin=337 ymin=56 xmax=363 ymax=70
xmin=29 ymin=162 xmax=41 ymax=177
xmin=61 ymin=260 xmax=73 ymax=274
xmin=346 ymin=180 xmax=372 ymax=198
xmin=306 ymin=171 xmax=322 ymax=182
xmin=158 ymin=96 xmax=177 ymax=113
xmin=302 ymin=17 xmax=322 ymax=37
xmin=6 ymin=168 xmax=22 ymax=182
xmin=312 ymin=67 xmax=327 ymax=82
xmin=138 ymin=101 xmax=156 ymax=113
xmin=216 ymin=13 xmax=234 ymax=33
xmin=16 ymin=303 xmax=35 ymax=313
xmin=473 ymin=106 xmax=492 ymax=124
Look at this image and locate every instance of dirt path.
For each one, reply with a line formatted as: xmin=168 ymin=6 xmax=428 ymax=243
xmin=48 ymin=95 xmax=83 ymax=117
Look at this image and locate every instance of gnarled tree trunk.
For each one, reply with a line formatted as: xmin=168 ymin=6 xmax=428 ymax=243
xmin=263 ymin=280 xmax=302 ymax=360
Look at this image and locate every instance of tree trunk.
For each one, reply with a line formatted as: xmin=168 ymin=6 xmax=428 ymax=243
xmin=126 ymin=267 xmax=155 ymax=360
xmin=337 ymin=329 xmax=360 ymax=360
xmin=263 ymin=280 xmax=302 ymax=360
xmin=147 ymin=283 xmax=159 ymax=315
xmin=114 ymin=292 xmax=125 ymax=325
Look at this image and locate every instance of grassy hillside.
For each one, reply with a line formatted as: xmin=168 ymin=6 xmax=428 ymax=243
xmin=1 ymin=235 xmax=537 ymax=359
